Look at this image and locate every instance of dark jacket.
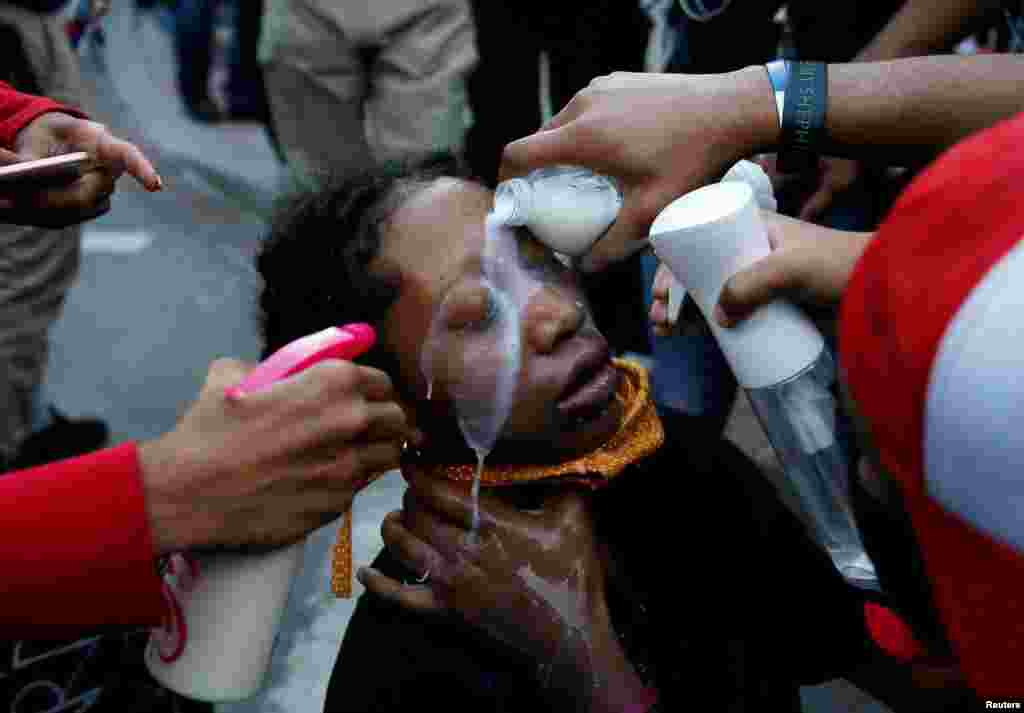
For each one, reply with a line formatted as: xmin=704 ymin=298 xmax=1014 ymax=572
xmin=324 ymin=410 xmax=869 ymax=712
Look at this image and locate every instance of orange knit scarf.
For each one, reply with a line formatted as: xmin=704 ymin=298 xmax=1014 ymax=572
xmin=331 ymin=358 xmax=664 ymax=596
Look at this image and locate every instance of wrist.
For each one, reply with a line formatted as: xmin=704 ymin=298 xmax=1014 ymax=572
xmin=725 ymin=65 xmax=783 ymax=158
xmin=581 ymin=614 xmax=656 ymax=713
xmin=138 ymin=436 xmax=209 ymax=555
xmin=13 ymin=111 xmax=73 ymax=154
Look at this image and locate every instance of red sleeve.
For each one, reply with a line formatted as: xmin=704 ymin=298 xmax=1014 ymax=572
xmin=0 ymin=80 xmax=87 ymax=149
xmin=0 ymin=442 xmax=167 ymax=637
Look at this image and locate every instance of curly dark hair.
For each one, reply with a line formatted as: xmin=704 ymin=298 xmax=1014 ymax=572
xmin=256 ymin=152 xmax=472 ymax=391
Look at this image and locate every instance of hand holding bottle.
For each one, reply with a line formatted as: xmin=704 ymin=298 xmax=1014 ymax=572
xmin=500 ymin=68 xmax=779 ymax=272
xmin=715 ymin=213 xmax=873 ymax=328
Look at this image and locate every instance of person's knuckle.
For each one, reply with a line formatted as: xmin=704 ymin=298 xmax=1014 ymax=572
xmin=210 ymin=356 xmax=245 ymax=382
xmin=332 ymin=445 xmax=364 ymax=481
xmin=360 ymin=366 xmax=395 ymax=397
xmin=300 ymin=367 xmax=343 ymax=407
xmin=499 ymin=142 xmax=522 ymax=172
xmin=634 ymin=189 xmax=665 ymax=225
xmin=379 ymin=440 xmax=402 ymax=469
xmin=377 ymin=401 xmax=407 ymax=431
xmin=558 ymin=501 xmax=586 ymax=531
xmin=570 ymin=88 xmax=594 ymax=113
xmin=325 ymin=397 xmax=370 ymax=436
xmin=322 ymin=359 xmax=362 ymax=392
xmin=338 ymin=398 xmax=371 ymax=436
xmin=380 ymin=512 xmax=402 ymax=543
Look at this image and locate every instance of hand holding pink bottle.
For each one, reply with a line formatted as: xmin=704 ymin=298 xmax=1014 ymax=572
xmin=146 ymin=324 xmax=376 ymax=702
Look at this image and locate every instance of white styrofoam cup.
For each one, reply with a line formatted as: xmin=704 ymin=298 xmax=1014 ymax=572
xmin=648 ymin=181 xmax=823 ymax=389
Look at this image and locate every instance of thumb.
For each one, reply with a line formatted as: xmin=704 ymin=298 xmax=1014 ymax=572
xmin=715 ymin=251 xmax=801 ymax=327
xmin=498 ymin=124 xmax=583 ymax=182
xmin=203 ymin=357 xmax=256 ymax=395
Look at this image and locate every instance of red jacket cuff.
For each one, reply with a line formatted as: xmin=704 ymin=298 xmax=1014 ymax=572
xmin=0 ymin=80 xmax=88 ymax=149
xmin=0 ymin=443 xmax=166 ymax=637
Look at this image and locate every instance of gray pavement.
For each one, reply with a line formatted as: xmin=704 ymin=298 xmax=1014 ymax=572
xmin=39 ymin=9 xmax=892 ymax=711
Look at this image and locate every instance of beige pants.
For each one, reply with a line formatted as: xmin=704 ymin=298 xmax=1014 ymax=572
xmin=259 ymin=0 xmax=477 ymax=188
xmin=0 ymin=5 xmax=85 ymax=459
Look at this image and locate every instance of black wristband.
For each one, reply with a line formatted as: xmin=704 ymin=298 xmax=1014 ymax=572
xmin=778 ymin=61 xmax=828 ymax=174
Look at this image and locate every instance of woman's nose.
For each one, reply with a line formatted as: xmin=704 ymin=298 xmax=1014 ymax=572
xmin=527 ymin=289 xmax=584 ymax=353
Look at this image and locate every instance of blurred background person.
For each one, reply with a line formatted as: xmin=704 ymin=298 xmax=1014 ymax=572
xmin=0 ymin=0 xmax=107 ymax=473
xmin=464 ymin=0 xmax=654 ymax=387
xmin=258 ymin=0 xmax=477 ymax=190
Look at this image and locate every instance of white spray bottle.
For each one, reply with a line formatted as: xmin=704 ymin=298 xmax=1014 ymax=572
xmin=647 ymin=178 xmax=878 ymax=590
xmin=144 ymin=324 xmax=376 ymax=701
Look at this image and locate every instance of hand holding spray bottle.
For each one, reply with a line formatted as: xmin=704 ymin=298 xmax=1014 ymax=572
xmin=145 ymin=324 xmax=376 ymax=702
xmin=495 ymin=164 xmax=878 ymax=591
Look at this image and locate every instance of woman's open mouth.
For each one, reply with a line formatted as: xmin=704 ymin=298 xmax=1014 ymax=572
xmin=557 ymin=360 xmax=621 ymax=426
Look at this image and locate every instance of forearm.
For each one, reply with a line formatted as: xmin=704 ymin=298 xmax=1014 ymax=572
xmin=740 ymin=55 xmax=1024 ymax=164
xmin=585 ymin=632 xmax=657 ymax=713
xmin=545 ymin=610 xmax=656 ymax=713
xmin=855 ymin=0 xmax=1001 ymax=62
xmin=0 ymin=444 xmax=166 ymax=635
xmin=827 ymin=55 xmax=1024 ymax=161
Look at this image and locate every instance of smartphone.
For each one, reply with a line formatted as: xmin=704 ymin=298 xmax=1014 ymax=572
xmin=0 ymin=152 xmax=99 ymax=189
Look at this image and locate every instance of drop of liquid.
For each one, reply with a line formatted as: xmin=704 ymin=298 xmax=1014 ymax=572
xmin=471 ymin=447 xmax=486 ymax=535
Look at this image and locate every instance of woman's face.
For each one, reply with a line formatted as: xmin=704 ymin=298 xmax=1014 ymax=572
xmin=371 ymin=178 xmax=623 ymax=461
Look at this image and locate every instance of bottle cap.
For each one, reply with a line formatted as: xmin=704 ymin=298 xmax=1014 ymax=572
xmin=493 ymin=178 xmax=532 ymax=226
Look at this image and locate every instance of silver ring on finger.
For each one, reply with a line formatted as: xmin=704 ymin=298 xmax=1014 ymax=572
xmin=407 ymin=569 xmax=430 ymax=586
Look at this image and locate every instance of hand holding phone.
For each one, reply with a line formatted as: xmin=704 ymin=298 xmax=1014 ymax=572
xmin=0 ymin=151 xmax=99 ymax=190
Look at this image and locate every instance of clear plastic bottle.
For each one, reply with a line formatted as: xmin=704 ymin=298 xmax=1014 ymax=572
xmin=649 ymin=180 xmax=879 ymax=591
xmin=745 ymin=348 xmax=879 ymax=590
xmin=493 ymin=166 xmax=622 ymax=257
